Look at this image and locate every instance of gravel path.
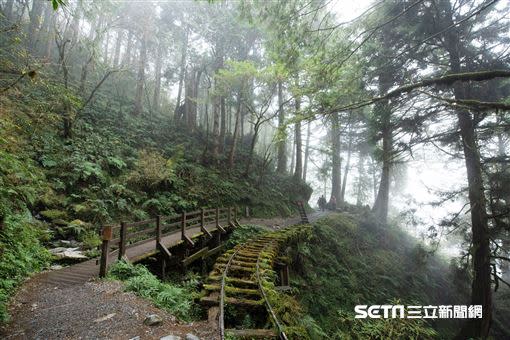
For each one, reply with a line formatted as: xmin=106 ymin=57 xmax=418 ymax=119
xmin=0 ymin=212 xmax=326 ymax=340
xmin=1 ymin=279 xmax=217 ymax=340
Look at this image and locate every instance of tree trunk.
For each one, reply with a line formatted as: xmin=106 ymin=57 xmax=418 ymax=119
xmin=372 ymin=109 xmax=391 ymax=223
xmin=43 ymin=4 xmax=55 ymax=59
xmin=113 ymin=29 xmax=123 ymax=67
xmin=123 ymin=31 xmax=133 ymax=66
xmin=303 ymin=121 xmax=311 ymax=182
xmin=212 ymin=95 xmax=220 ymax=160
xmin=245 ymin=124 xmax=260 ymax=176
xmin=276 ymin=81 xmax=287 ymax=173
xmin=341 ymin=117 xmax=354 ymax=203
xmin=294 ymin=98 xmax=302 ymax=180
xmin=356 ymin=152 xmax=366 ymax=206
xmin=219 ymin=96 xmax=226 ymax=153
xmin=454 ymin=108 xmax=492 ymax=340
xmin=28 ymin=0 xmax=44 ymax=51
xmin=442 ymin=5 xmax=492 ymax=335
xmin=132 ymin=32 xmax=147 ymax=115
xmin=185 ymin=69 xmax=201 ymax=131
xmin=80 ymin=54 xmax=94 ymax=94
xmin=228 ymin=93 xmax=242 ymax=168
xmin=153 ymin=43 xmax=163 ymax=111
xmin=372 ymin=63 xmax=393 ymax=223
xmin=174 ymin=27 xmax=189 ymax=121
xmin=103 ymin=31 xmax=110 ymax=64
xmin=330 ymin=112 xmax=342 ymax=202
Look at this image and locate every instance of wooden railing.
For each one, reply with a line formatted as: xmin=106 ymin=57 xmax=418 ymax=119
xmin=99 ymin=206 xmax=240 ymax=277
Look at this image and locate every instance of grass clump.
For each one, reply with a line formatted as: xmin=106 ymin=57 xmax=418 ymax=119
xmin=107 ymin=260 xmax=199 ymax=321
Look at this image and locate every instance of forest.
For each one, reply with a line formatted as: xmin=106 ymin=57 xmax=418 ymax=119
xmin=0 ymin=0 xmax=509 ymax=339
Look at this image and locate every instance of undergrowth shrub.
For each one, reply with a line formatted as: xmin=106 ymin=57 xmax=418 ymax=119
xmin=107 ymin=260 xmax=199 ymax=321
xmin=0 ymin=215 xmax=51 ymax=322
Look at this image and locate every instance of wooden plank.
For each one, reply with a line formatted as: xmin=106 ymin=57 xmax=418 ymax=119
xmin=216 ymin=224 xmax=226 ymax=233
xmin=226 ymin=329 xmax=277 ymax=338
xmin=128 ymin=227 xmax=154 ymax=240
xmin=182 ymin=246 xmax=209 ymax=266
xmin=186 ymin=209 xmax=202 ymax=217
xmin=201 ymin=225 xmax=212 ymax=238
xmin=157 ymin=241 xmax=172 ymax=261
xmin=161 ymin=221 xmax=181 ymax=230
xmin=125 ymin=218 xmax=156 ymax=228
xmin=118 ymin=222 xmax=127 ymax=260
xmin=205 ymin=244 xmax=224 ymax=258
xmin=161 ymin=213 xmax=180 ymax=222
xmin=183 ymin=234 xmax=195 ymax=247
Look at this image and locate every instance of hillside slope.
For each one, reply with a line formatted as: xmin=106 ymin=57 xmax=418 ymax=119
xmin=288 ymin=211 xmax=478 ymax=339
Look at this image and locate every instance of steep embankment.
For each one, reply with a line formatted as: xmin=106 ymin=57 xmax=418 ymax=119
xmin=289 ymin=211 xmax=472 ymax=339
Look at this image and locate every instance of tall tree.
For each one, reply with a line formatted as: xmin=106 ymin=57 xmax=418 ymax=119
xmin=276 ymin=80 xmax=287 ymax=173
xmin=294 ymin=97 xmax=303 ymax=180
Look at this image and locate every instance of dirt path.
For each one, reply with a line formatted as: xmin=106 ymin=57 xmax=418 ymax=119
xmin=0 ymin=211 xmax=326 ymax=340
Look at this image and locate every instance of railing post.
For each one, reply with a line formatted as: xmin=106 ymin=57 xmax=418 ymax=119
xmin=118 ymin=221 xmax=127 ymax=260
xmin=234 ymin=206 xmax=238 ymax=222
xmin=201 ymin=208 xmax=205 ymax=228
xmin=181 ymin=211 xmax=186 ymax=241
xmin=156 ymin=215 xmax=161 ymax=244
xmin=227 ymin=206 xmax=231 ymax=226
xmin=215 ymin=207 xmax=220 ymax=228
xmin=99 ymin=225 xmax=112 ymax=277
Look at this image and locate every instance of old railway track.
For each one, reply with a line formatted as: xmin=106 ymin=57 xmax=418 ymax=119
xmin=201 ymin=229 xmax=302 ymax=339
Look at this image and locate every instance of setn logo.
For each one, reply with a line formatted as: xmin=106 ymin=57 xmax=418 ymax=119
xmin=354 ymin=305 xmax=405 ymax=319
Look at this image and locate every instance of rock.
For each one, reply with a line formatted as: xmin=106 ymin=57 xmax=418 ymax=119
xmin=185 ymin=334 xmax=200 ymax=340
xmin=49 ymin=247 xmax=68 ymax=254
xmin=57 ymin=239 xmax=81 ymax=247
xmin=129 ymin=337 xmax=140 ymax=340
xmin=144 ymin=314 xmax=163 ymax=326
xmin=49 ymin=247 xmax=87 ymax=260
xmin=160 ymin=336 xmax=181 ymax=340
xmin=93 ymin=313 xmax=116 ymax=323
xmin=50 ymin=264 xmax=63 ymax=270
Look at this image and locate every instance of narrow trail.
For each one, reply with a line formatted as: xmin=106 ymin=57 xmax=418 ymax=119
xmin=0 ymin=211 xmax=327 ymax=340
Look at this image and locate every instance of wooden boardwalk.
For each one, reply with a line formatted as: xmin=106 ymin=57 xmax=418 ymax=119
xmin=38 ymin=225 xmax=206 ymax=287
xmin=37 ymin=211 xmax=323 ymax=288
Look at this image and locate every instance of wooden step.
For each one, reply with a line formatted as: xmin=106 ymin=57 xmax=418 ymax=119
xmin=200 ymin=295 xmax=263 ymax=307
xmin=203 ymin=284 xmax=260 ymax=297
xmin=214 ymin=264 xmax=256 ymax=273
xmin=207 ymin=276 xmax=258 ymax=288
xmin=225 ymin=328 xmax=277 ymax=339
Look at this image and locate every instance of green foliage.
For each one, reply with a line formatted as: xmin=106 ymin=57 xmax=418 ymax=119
xmin=0 ymin=215 xmax=51 ymax=322
xmin=224 ymin=224 xmax=265 ymax=249
xmin=107 ymin=261 xmax=199 ymax=321
xmin=127 ymin=150 xmax=176 ymax=191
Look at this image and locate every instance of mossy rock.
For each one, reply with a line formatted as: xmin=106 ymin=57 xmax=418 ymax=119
xmin=40 ymin=209 xmax=68 ymax=221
